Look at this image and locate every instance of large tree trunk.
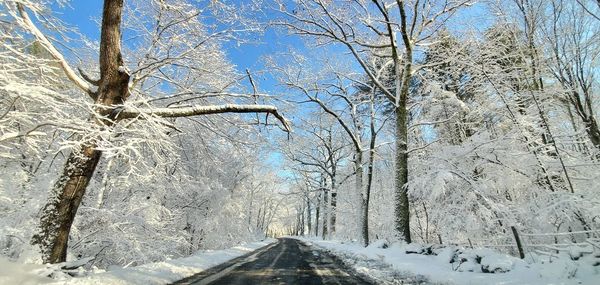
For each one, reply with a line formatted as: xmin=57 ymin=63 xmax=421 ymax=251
xmin=393 ymin=3 xmax=412 ymax=243
xmin=321 ymin=188 xmax=329 ymax=239
xmin=362 ymin=100 xmax=377 ymax=247
xmin=32 ymin=0 xmax=128 ymax=264
xmin=327 ymin=133 xmax=337 ymax=236
xmin=355 ymin=151 xmax=367 ymax=246
xmin=32 ymin=146 xmax=101 ymax=263
xmin=395 ymin=105 xmax=411 ymax=243
xmin=361 ymin=149 xmax=372 ymax=247
xmin=299 ymin=206 xmax=305 ymax=236
xmin=306 ymin=196 xmax=312 ymax=236
xmin=329 ymin=168 xmax=337 ymax=236
xmin=315 ymin=191 xmax=321 ymax=237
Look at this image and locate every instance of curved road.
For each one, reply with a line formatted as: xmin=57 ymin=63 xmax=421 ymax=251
xmin=172 ymin=238 xmax=373 ymax=285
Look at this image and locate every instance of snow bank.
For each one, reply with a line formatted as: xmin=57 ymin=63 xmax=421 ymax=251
xmin=0 ymin=256 xmax=54 ymax=285
xmin=1 ymin=239 xmax=275 ymax=285
xmin=299 ymin=238 xmax=599 ymax=285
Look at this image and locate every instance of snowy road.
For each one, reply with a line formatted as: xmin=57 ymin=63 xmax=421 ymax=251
xmin=171 ymin=238 xmax=373 ymax=285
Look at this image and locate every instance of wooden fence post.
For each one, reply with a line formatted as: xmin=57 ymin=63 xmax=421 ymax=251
xmin=511 ymin=226 xmax=525 ymax=259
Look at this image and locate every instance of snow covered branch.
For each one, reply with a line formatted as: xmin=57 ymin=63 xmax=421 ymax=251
xmin=115 ymin=104 xmax=291 ymax=132
xmin=15 ymin=3 xmax=96 ymax=99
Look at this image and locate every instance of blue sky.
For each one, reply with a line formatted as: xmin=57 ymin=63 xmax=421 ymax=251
xmin=52 ymin=0 xmax=304 ymax=93
xmin=49 ymin=0 xmax=493 ymax=183
xmin=54 ymin=1 xmax=102 ymax=39
xmin=51 ymin=0 xmax=491 ymax=100
xmin=52 ymin=0 xmax=492 ymax=85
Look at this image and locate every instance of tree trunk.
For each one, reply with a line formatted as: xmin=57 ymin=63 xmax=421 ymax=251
xmin=315 ymin=191 xmax=321 ymax=237
xmin=329 ymin=169 xmax=337 ymax=236
xmin=32 ymin=0 xmax=129 ymax=264
xmin=32 ymin=145 xmax=101 ymax=263
xmin=256 ymin=207 xmax=262 ymax=229
xmin=300 ymin=206 xmax=305 ymax=236
xmin=393 ymin=3 xmax=412 ymax=243
xmin=327 ymin=132 xmax=337 ymax=236
xmin=260 ymin=204 xmax=268 ymax=231
xmin=395 ymin=105 xmax=411 ymax=243
xmin=355 ymin=151 xmax=367 ymax=246
xmin=584 ymin=116 xmax=600 ymax=149
xmin=363 ymin=99 xmax=377 ymax=247
xmin=306 ymin=196 xmax=312 ymax=236
xmin=362 ymin=150 xmax=374 ymax=247
xmin=423 ymin=202 xmax=430 ymax=243
xmin=247 ymin=186 xmax=254 ymax=227
xmin=321 ymin=188 xmax=328 ymax=239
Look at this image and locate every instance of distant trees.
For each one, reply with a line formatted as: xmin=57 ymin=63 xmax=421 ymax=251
xmin=276 ymin=0 xmax=599 ymax=248
xmin=275 ymin=0 xmax=475 ymax=244
xmin=282 ymin=116 xmax=349 ymax=239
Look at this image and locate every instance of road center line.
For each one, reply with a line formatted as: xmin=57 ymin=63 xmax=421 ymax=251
xmin=267 ymin=241 xmax=287 ymax=268
xmin=193 ymin=241 xmax=279 ymax=285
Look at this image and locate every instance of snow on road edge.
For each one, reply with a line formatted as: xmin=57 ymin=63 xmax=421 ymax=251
xmin=48 ymin=238 xmax=276 ymax=285
xmin=298 ymin=237 xmax=598 ymax=285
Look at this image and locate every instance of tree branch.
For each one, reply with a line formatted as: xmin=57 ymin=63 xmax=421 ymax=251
xmin=115 ymin=104 xmax=291 ymax=132
xmin=16 ymin=3 xmax=96 ymax=100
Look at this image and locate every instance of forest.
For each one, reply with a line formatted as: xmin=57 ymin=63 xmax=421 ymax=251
xmin=0 ymin=0 xmax=599 ymax=283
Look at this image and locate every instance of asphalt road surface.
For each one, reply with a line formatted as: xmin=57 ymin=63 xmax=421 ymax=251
xmin=172 ymin=238 xmax=373 ymax=285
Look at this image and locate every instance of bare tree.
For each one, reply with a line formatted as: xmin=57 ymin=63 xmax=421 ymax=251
xmin=542 ymin=0 xmax=600 ymax=149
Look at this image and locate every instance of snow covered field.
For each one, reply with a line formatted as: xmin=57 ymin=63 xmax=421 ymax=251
xmin=0 ymin=239 xmax=275 ymax=285
xmin=299 ymin=237 xmax=600 ymax=285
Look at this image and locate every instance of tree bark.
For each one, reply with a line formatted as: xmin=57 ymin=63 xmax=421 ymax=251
xmin=354 ymin=150 xmax=368 ymax=246
xmin=326 ymin=131 xmax=338 ymax=237
xmin=299 ymin=206 xmax=305 ymax=236
xmin=362 ymin=98 xmax=377 ymax=247
xmin=322 ymin=188 xmax=329 ymax=239
xmin=329 ymin=167 xmax=337 ymax=236
xmin=306 ymin=195 xmax=312 ymax=236
xmin=32 ymin=145 xmax=102 ymax=263
xmin=584 ymin=116 xmax=600 ymax=148
xmin=395 ymin=105 xmax=411 ymax=243
xmin=315 ymin=191 xmax=321 ymax=237
xmin=392 ymin=2 xmax=412 ymax=244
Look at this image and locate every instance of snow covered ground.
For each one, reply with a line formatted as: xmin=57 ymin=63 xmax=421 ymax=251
xmin=2 ymin=237 xmax=598 ymax=285
xmin=0 ymin=239 xmax=276 ymax=285
xmin=299 ymin=237 xmax=599 ymax=285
